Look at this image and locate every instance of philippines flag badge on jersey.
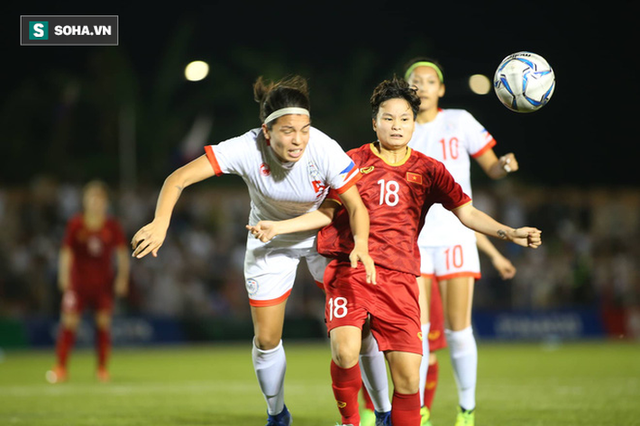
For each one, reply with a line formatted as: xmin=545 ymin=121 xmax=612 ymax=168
xmin=339 ymin=161 xmax=359 ymax=184
xmin=482 ymin=129 xmax=495 ymax=144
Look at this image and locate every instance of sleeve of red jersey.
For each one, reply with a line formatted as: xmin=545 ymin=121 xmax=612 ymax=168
xmin=432 ymin=161 xmax=472 ymax=210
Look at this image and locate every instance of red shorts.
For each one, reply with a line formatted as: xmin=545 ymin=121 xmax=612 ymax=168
xmin=62 ymin=288 xmax=114 ymax=314
xmin=324 ymin=260 xmax=422 ymax=355
xmin=426 ymin=277 xmax=447 ymax=351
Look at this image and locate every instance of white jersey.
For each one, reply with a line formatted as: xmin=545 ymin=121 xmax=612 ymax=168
xmin=205 ymin=127 xmax=360 ymax=249
xmin=409 ymin=109 xmax=496 ymax=247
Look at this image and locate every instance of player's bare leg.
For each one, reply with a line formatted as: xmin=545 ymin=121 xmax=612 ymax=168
xmin=330 ymin=325 xmax=363 ymax=426
xmin=417 ymin=276 xmax=432 ymax=425
xmin=95 ymin=310 xmax=112 ymax=382
xmin=250 ymin=301 xmax=291 ymax=426
xmin=386 ymin=351 xmax=422 ymax=425
xmin=46 ymin=310 xmax=80 ymax=383
xmin=440 ymin=276 xmax=476 ymax=425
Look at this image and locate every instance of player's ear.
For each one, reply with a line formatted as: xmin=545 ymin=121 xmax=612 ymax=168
xmin=371 ymin=119 xmax=377 ymax=132
xmin=439 ymin=83 xmax=446 ymax=98
xmin=261 ymin=123 xmax=270 ymax=140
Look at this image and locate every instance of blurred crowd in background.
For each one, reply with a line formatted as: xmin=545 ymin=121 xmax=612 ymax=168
xmin=2 ymin=16 xmax=639 ymax=327
xmin=1 ymin=175 xmax=638 ymax=321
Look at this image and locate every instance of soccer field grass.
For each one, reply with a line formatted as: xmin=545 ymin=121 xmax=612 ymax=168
xmin=0 ymin=341 xmax=638 ymax=425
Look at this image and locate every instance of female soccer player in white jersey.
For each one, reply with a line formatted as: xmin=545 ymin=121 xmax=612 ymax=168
xmin=404 ymin=58 xmax=519 ymax=426
xmin=247 ymin=76 xmax=541 ymax=426
xmin=130 ymin=75 xmax=375 ymax=426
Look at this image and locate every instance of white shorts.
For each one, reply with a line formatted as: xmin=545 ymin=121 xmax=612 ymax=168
xmin=419 ymin=240 xmax=481 ymax=281
xmin=244 ymin=235 xmax=330 ymax=307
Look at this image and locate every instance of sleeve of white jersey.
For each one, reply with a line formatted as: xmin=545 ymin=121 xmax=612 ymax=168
xmin=204 ymin=130 xmax=256 ymax=176
xmin=462 ymin=110 xmax=497 ymax=158
xmin=316 ymin=130 xmax=360 ymax=194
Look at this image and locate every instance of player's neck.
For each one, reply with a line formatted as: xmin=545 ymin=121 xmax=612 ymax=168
xmin=374 ymin=142 xmax=408 ymax=164
xmin=416 ymin=107 xmax=439 ymax=124
xmin=83 ymin=212 xmax=106 ymax=230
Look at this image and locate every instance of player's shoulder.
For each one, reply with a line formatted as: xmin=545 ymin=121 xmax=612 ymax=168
xmin=345 ymin=143 xmax=373 ymax=161
xmin=408 ymin=148 xmax=447 ymax=175
xmin=308 ymin=126 xmax=343 ymax=152
xmin=67 ymin=214 xmax=83 ymax=227
xmin=216 ymin=128 xmax=261 ymax=148
xmin=409 ymin=147 xmax=439 ymax=164
xmin=105 ymin=215 xmax=123 ymax=228
xmin=441 ymin=108 xmax=475 ymax=122
xmin=309 ymin=126 xmax=331 ymax=140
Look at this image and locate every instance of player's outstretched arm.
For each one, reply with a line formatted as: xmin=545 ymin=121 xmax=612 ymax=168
xmin=246 ymin=203 xmax=338 ymax=242
xmin=475 ymin=232 xmax=516 ymax=279
xmin=453 ymin=203 xmax=541 ymax=248
xmin=132 ymin=155 xmax=215 ymax=258
xmin=476 ymin=150 xmax=519 ymax=179
xmin=247 ymin=186 xmax=376 ymax=284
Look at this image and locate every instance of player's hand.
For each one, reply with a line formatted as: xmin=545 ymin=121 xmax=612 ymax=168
xmin=131 ymin=221 xmax=168 ymax=258
xmin=349 ymin=249 xmax=377 ymax=285
xmin=499 ymin=153 xmax=518 ymax=174
xmin=491 ymin=255 xmax=516 ymax=280
xmin=507 ymin=227 xmax=541 ymax=248
xmin=246 ymin=221 xmax=279 ymax=242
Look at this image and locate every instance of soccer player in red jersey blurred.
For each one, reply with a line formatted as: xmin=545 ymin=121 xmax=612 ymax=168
xmin=248 ymin=77 xmax=541 ymax=426
xmin=46 ymin=180 xmax=129 ymax=384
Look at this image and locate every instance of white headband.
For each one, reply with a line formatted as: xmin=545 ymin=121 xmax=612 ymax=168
xmin=264 ymin=107 xmax=310 ymax=124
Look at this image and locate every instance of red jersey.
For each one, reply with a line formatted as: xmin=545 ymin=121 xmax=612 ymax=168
xmin=317 ymin=143 xmax=471 ymax=276
xmin=62 ymin=214 xmax=126 ymax=290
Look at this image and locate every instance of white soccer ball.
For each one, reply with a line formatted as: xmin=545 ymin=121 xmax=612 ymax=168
xmin=493 ymin=51 xmax=555 ymax=113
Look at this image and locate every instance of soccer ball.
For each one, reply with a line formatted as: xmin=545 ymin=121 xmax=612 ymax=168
xmin=493 ymin=51 xmax=555 ymax=113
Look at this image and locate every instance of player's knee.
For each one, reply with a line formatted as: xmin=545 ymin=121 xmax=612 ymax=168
xmin=333 ymin=350 xmax=359 ymax=369
xmin=95 ymin=314 xmax=112 ymax=330
xmin=331 ymin=341 xmax=360 ymax=368
xmin=253 ymin=333 xmax=282 ymax=351
xmin=391 ymin=372 xmax=420 ymax=395
xmin=61 ymin=313 xmax=80 ymax=330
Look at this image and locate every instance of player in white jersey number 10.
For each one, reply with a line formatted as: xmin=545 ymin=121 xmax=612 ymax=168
xmin=401 ymin=58 xmax=521 ymax=426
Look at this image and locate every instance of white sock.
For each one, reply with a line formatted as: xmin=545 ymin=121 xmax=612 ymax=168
xmin=418 ymin=323 xmax=431 ymax=407
xmin=359 ymin=331 xmax=392 ymax=413
xmin=252 ymin=338 xmax=286 ymax=416
xmin=445 ymin=327 xmax=477 ymax=411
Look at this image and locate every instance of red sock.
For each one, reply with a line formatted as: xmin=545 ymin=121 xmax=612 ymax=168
xmin=56 ymin=328 xmax=76 ymax=368
xmin=391 ymin=390 xmax=421 ymax=426
xmin=361 ymin=383 xmax=375 ymax=411
xmin=330 ymin=360 xmax=361 ymax=425
xmin=96 ymin=328 xmax=111 ymax=369
xmin=424 ymin=358 xmax=439 ymax=409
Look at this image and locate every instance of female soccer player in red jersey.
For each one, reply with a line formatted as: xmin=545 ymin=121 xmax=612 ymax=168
xmin=405 ymin=58 xmax=519 ymax=426
xmin=130 ymin=75 xmax=374 ymax=426
xmin=47 ymin=180 xmax=129 ymax=384
xmin=247 ymin=76 xmax=541 ymax=426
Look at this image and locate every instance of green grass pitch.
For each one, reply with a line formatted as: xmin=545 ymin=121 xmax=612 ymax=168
xmin=0 ymin=341 xmax=638 ymax=425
